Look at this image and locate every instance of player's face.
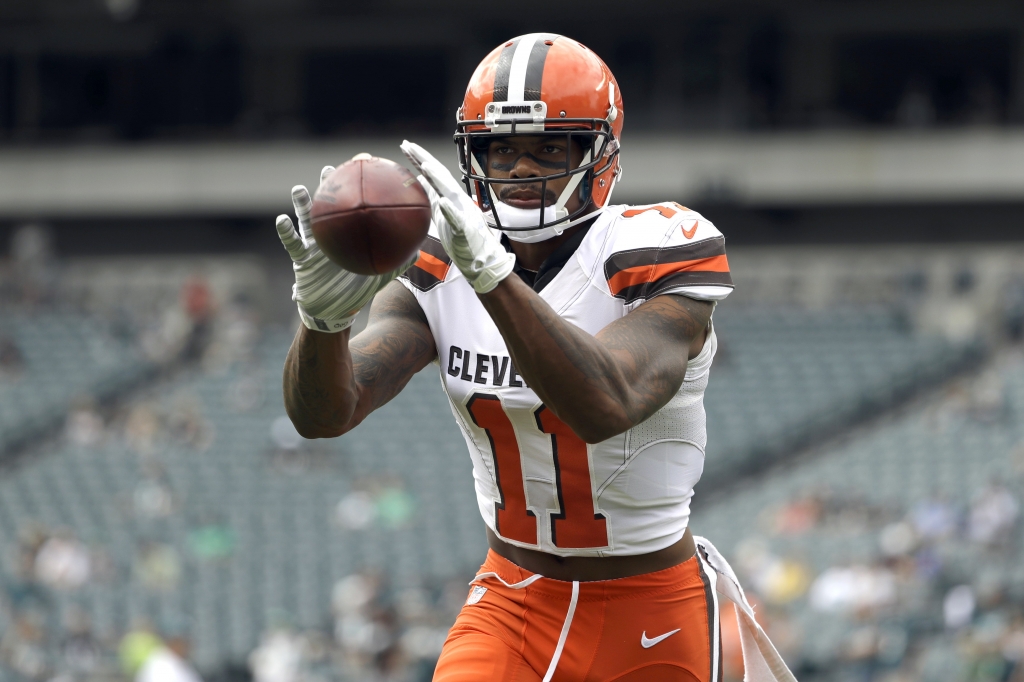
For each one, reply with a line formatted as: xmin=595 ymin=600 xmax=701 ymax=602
xmin=485 ymin=136 xmax=586 ymax=212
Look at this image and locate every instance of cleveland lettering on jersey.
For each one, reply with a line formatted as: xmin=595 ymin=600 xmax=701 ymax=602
xmin=447 ymin=345 xmax=525 ymax=388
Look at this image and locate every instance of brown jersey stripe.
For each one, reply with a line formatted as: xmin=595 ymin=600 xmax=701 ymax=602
xmin=419 ymin=235 xmax=452 ymax=265
xmin=604 ymin=236 xmax=726 ymax=281
xmin=401 ymin=237 xmax=451 ymax=292
xmin=614 ymin=273 xmax=734 ymax=304
xmin=402 ymin=266 xmax=439 ymax=291
xmin=608 ymin=254 xmax=730 ymax=297
xmin=647 ymin=270 xmax=735 ymax=296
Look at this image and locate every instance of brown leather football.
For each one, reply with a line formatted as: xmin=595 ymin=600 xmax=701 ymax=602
xmin=310 ymin=154 xmax=430 ymax=275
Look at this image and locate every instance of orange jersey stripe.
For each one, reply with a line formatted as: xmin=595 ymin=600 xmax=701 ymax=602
xmin=607 ymin=254 xmax=730 ymax=296
xmin=414 ymin=250 xmax=450 ymax=281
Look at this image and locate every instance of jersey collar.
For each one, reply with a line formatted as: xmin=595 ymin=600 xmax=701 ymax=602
xmin=503 ymin=220 xmax=594 ymax=293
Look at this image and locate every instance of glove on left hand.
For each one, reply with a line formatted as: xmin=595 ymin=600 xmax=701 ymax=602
xmin=277 ymin=163 xmax=416 ymax=332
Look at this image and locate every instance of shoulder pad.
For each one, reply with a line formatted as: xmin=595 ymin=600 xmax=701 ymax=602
xmin=602 ymin=203 xmax=732 ymax=303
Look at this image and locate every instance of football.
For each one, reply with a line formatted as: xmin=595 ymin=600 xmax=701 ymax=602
xmin=310 ymin=154 xmax=431 ymax=275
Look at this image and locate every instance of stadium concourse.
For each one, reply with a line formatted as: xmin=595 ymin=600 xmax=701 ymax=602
xmin=0 ymin=230 xmax=1020 ymax=682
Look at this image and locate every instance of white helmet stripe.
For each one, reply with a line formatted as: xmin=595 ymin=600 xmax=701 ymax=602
xmin=491 ymin=38 xmax=520 ymax=102
xmin=506 ymin=34 xmax=540 ymax=102
xmin=554 ymin=148 xmax=591 ymax=211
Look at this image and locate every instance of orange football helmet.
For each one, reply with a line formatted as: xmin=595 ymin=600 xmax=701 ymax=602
xmin=455 ymin=34 xmax=624 ymax=241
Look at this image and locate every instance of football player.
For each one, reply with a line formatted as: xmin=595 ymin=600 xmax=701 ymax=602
xmin=277 ymin=34 xmax=793 ymax=682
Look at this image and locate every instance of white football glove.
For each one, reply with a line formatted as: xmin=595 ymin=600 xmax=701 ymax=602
xmin=276 ymin=162 xmax=417 ymax=333
xmin=400 ymin=141 xmax=515 ymax=295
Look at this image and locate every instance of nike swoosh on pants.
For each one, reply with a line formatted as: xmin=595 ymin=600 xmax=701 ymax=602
xmin=640 ymin=628 xmax=681 ymax=648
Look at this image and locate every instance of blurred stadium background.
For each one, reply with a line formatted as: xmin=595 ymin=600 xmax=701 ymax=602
xmin=1 ymin=1 xmax=1024 ymax=681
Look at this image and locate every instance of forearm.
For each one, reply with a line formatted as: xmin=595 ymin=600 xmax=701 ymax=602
xmin=283 ymin=282 xmax=437 ymax=439
xmin=283 ymin=326 xmax=361 ymax=438
xmin=479 ymin=277 xmax=652 ymax=442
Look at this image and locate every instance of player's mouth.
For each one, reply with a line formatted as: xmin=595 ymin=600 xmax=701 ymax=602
xmin=498 ymin=187 xmax=555 ymax=209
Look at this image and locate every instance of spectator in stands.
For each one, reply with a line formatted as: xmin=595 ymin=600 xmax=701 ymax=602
xmin=1003 ymin=614 xmax=1024 ymax=682
xmin=120 ymin=630 xmax=202 ymax=682
xmin=879 ymin=519 xmax=918 ymax=558
xmin=917 ymin=267 xmax=983 ymax=344
xmin=124 ymin=402 xmax=163 ymax=456
xmin=0 ymin=334 xmax=24 ymax=380
xmin=133 ymin=476 xmax=175 ymax=520
xmin=9 ymin=224 xmax=55 ymax=307
xmin=139 ymin=274 xmax=216 ymax=366
xmin=330 ymin=572 xmax=406 ymax=677
xmin=943 ymin=584 xmax=975 ymax=630
xmin=3 ymin=527 xmax=49 ymax=614
xmin=1000 ymin=277 xmax=1024 ymax=342
xmin=0 ymin=610 xmax=49 ymax=681
xmin=968 ymin=482 xmax=1019 ymax=548
xmin=910 ymin=494 xmax=960 ymax=541
xmin=180 ymin=275 xmax=214 ymax=362
xmin=249 ymin=628 xmax=303 ymax=682
xmin=167 ymin=392 xmax=214 ymax=451
xmin=971 ymin=370 xmax=1008 ymax=424
xmin=33 ymin=531 xmax=91 ymax=591
xmin=733 ymin=536 xmax=811 ymax=605
xmin=133 ymin=542 xmax=181 ymax=591
xmin=772 ymin=494 xmax=823 ymax=535
xmin=59 ymin=605 xmax=102 ymax=679
xmin=66 ymin=400 xmax=106 ymax=447
xmin=809 ymin=562 xmax=897 ymax=615
xmin=396 ymin=586 xmax=448 ymax=679
xmin=205 ymin=293 xmax=262 ymax=371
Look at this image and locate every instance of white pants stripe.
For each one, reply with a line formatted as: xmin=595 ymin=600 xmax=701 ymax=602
xmin=470 ymin=571 xmax=579 ymax=682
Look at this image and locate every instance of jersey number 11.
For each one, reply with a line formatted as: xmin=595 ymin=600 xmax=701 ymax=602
xmin=467 ymin=394 xmax=609 ymax=549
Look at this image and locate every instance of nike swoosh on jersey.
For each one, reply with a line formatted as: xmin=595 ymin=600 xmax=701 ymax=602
xmin=641 ymin=629 xmax=681 ymax=648
xmin=681 ymin=220 xmax=698 ymax=239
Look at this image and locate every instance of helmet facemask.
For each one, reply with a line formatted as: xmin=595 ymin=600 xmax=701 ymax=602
xmin=455 ymin=115 xmax=620 ymax=243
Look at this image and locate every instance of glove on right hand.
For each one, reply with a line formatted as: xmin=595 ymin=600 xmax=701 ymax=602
xmin=400 ymin=141 xmax=515 ymax=294
xmin=276 ymin=162 xmax=417 ymax=332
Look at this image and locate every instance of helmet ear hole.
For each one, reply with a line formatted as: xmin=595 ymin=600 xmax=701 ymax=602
xmin=578 ymin=172 xmax=591 ymax=204
xmin=476 ymin=181 xmax=491 ymax=210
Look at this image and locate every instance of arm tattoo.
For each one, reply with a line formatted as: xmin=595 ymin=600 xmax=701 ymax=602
xmin=597 ymin=295 xmax=712 ymax=423
xmin=284 ymin=327 xmax=350 ymax=431
xmin=282 ymin=281 xmax=436 ymax=436
xmin=350 ymin=285 xmax=437 ymax=411
xmin=506 ymin=290 xmax=711 ymax=434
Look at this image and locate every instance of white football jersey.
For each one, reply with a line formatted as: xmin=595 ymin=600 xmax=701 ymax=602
xmin=398 ymin=203 xmax=733 ymax=557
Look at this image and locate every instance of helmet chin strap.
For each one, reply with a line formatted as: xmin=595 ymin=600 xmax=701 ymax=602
xmin=473 ymin=150 xmax=596 ymax=243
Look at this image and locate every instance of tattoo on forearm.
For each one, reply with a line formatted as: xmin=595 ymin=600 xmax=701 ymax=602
xmin=514 ymin=293 xmax=711 ymax=427
xmin=351 ymin=319 xmax=434 ymax=410
xmin=283 ymin=282 xmax=436 ymax=434
xmin=283 ymin=327 xmax=352 ymax=431
xmin=598 ymin=296 xmax=711 ymax=422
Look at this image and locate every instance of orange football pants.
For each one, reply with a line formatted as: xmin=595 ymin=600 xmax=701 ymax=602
xmin=434 ymin=550 xmax=722 ymax=682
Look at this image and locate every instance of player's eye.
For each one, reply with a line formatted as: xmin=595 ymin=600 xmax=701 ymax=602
xmin=494 ymin=146 xmax=514 ymax=155
xmin=542 ymin=145 xmax=563 ymax=155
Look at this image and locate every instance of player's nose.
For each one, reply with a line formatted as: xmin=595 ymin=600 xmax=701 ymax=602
xmin=508 ymin=156 xmax=541 ymax=179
